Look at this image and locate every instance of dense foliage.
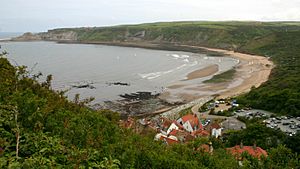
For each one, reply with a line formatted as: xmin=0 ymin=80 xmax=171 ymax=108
xmin=1 ymin=52 xmax=299 ymax=168
xmin=52 ymin=21 xmax=300 ymax=116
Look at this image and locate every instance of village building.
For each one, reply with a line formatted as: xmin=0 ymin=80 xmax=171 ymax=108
xmin=206 ymin=123 xmax=223 ymax=138
xmin=197 ymin=142 xmax=214 ymax=154
xmin=176 ymin=114 xmax=203 ymax=132
xmin=226 ymin=143 xmax=268 ymax=160
xmin=154 ymin=113 xmax=216 ymax=143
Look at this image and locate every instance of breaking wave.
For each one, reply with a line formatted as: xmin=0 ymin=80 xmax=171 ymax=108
xmin=139 ymin=64 xmax=189 ymax=80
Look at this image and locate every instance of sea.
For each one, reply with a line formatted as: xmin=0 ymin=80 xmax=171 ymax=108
xmin=0 ymin=36 xmax=237 ymax=103
xmin=0 ymin=32 xmax=23 ymax=40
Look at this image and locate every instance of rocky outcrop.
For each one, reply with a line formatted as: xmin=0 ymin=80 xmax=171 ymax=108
xmin=39 ymin=31 xmax=77 ymax=41
xmin=12 ymin=32 xmax=42 ymax=41
xmin=12 ymin=31 xmax=77 ymax=41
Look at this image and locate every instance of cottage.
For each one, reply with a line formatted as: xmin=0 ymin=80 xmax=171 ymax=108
xmin=166 ymin=121 xmax=181 ymax=134
xmin=154 ymin=133 xmax=179 ymax=145
xmin=177 ymin=114 xmax=203 ymax=133
xmin=191 ymin=129 xmax=210 ymax=138
xmin=198 ymin=142 xmax=214 ymax=154
xmin=209 ymin=123 xmax=223 ymax=138
xmin=227 ymin=143 xmax=268 ymax=160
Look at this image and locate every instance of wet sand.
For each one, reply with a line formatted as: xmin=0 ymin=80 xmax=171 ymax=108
xmin=183 ymin=64 xmax=218 ymax=81
xmin=167 ymin=84 xmax=186 ymax=89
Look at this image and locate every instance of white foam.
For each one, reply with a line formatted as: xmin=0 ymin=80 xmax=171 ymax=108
xmin=139 ymin=72 xmax=164 ymax=80
xmin=181 ymin=55 xmax=190 ymax=58
xmin=171 ymin=54 xmax=190 ymax=59
xmin=171 ymin=54 xmax=180 ymax=59
xmin=139 ymin=63 xmax=189 ymax=80
xmin=183 ymin=58 xmax=189 ymax=63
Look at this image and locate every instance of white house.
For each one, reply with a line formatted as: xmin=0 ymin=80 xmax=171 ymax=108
xmin=182 ymin=121 xmax=194 ymax=133
xmin=176 ymin=114 xmax=202 ymax=133
xmin=210 ymin=123 xmax=222 ymax=138
xmin=167 ymin=122 xmax=180 ymax=134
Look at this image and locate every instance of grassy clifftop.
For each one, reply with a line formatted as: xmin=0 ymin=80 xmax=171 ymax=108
xmin=51 ymin=21 xmax=299 ymax=48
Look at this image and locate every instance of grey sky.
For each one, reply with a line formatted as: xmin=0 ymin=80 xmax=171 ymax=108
xmin=1 ymin=0 xmax=300 ymax=32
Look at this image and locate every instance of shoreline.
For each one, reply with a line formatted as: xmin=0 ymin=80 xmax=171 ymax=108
xmin=187 ymin=45 xmax=274 ymax=99
xmin=5 ymin=40 xmax=274 ymax=116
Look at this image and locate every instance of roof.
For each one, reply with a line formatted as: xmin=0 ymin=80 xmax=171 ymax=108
xmin=172 ymin=120 xmax=184 ymax=130
xmin=160 ymin=135 xmax=179 ymax=145
xmin=169 ymin=129 xmax=178 ymax=136
xmin=181 ymin=114 xmax=197 ymax=123
xmin=198 ymin=144 xmax=210 ymax=152
xmin=181 ymin=114 xmax=202 ymax=130
xmin=210 ymin=123 xmax=222 ymax=129
xmin=162 ymin=118 xmax=172 ymax=128
xmin=227 ymin=145 xmax=268 ymax=159
xmin=191 ymin=129 xmax=210 ymax=137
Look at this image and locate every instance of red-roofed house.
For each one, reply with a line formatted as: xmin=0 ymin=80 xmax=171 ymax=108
xmin=197 ymin=142 xmax=213 ymax=154
xmin=166 ymin=121 xmax=182 ymax=134
xmin=177 ymin=114 xmax=203 ymax=133
xmin=157 ymin=134 xmax=179 ymax=145
xmin=208 ymin=123 xmax=223 ymax=138
xmin=161 ymin=117 xmax=172 ymax=132
xmin=169 ymin=129 xmax=178 ymax=136
xmin=191 ymin=129 xmax=210 ymax=137
xmin=227 ymin=144 xmax=268 ymax=160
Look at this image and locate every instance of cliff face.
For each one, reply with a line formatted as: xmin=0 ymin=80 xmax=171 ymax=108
xmin=12 ymin=31 xmax=77 ymax=41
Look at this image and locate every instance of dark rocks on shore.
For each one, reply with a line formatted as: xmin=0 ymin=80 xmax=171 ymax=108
xmin=106 ymin=82 xmax=130 ymax=86
xmin=119 ymin=91 xmax=159 ymax=100
xmin=71 ymin=82 xmax=96 ymax=89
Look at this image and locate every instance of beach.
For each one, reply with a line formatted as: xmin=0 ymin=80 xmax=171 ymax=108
xmin=160 ymin=45 xmax=274 ymax=103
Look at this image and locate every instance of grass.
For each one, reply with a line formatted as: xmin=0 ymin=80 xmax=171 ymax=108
xmin=178 ymin=106 xmax=192 ymax=117
xmin=204 ymin=69 xmax=236 ymax=83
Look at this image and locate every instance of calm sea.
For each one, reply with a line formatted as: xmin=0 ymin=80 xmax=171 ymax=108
xmin=0 ymin=32 xmax=23 ymax=40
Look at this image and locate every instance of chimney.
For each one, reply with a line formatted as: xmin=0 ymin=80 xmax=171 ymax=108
xmin=209 ymin=142 xmax=214 ymax=154
xmin=253 ymin=141 xmax=257 ymax=150
xmin=240 ymin=141 xmax=244 ymax=149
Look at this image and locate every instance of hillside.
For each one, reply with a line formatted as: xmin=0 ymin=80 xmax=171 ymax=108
xmin=14 ymin=21 xmax=300 ymax=116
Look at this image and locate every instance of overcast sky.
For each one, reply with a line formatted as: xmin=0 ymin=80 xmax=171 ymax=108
xmin=1 ymin=0 xmax=300 ymax=32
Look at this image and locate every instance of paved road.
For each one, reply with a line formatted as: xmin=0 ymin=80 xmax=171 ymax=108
xmin=191 ymin=103 xmax=233 ymax=120
xmin=157 ymin=96 xmax=213 ymax=120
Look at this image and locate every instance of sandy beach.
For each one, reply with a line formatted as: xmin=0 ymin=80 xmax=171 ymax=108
xmin=198 ymin=46 xmax=273 ymax=99
xmin=160 ymin=45 xmax=274 ymax=103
